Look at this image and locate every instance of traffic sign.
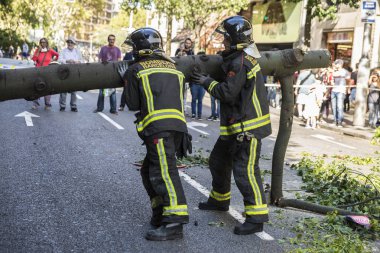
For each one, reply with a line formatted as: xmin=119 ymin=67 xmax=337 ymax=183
xmin=361 ymin=0 xmax=376 ymax=23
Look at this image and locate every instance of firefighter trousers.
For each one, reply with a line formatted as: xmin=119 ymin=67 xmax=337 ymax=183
xmin=206 ymin=136 xmax=269 ymax=223
xmin=141 ymin=131 xmax=189 ymax=224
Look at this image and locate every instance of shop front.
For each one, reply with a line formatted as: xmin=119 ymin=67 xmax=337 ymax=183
xmin=325 ymin=31 xmax=354 ymax=66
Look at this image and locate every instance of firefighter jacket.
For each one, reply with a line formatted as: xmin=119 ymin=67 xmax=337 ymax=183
xmin=125 ymin=55 xmax=188 ymax=137
xmin=202 ymin=51 xmax=272 ymax=139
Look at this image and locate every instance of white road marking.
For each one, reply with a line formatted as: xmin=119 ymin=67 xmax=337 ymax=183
xmin=76 ymin=94 xmax=83 ymax=100
xmin=187 ymin=121 xmax=209 ymax=135
xmin=15 ymin=111 xmax=39 ymax=126
xmin=311 ymin=134 xmax=356 ymax=150
xmin=179 ymin=172 xmax=275 ymax=241
xmin=97 ymin=112 xmax=124 ymax=130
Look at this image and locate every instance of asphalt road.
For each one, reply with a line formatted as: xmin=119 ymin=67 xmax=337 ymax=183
xmin=1 ymin=91 xmax=378 ymax=253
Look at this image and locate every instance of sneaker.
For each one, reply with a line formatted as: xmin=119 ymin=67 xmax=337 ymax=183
xmin=191 ymin=114 xmax=196 ymax=119
xmin=213 ymin=117 xmax=220 ymax=122
xmin=60 ymin=107 xmax=65 ymax=111
xmin=110 ymin=111 xmax=118 ymax=115
xmin=31 ymin=105 xmax=37 ymax=110
xmin=44 ymin=105 xmax=52 ymax=111
xmin=197 ymin=117 xmax=202 ymax=121
xmin=93 ymin=109 xmax=102 ymax=113
xmin=207 ymin=116 xmax=214 ymax=121
xmin=118 ymin=106 xmax=124 ymax=111
xmin=337 ymin=123 xmax=343 ymax=128
xmin=71 ymin=108 xmax=78 ymax=112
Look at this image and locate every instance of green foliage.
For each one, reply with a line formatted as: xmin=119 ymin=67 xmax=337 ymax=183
xmin=291 ymin=156 xmax=380 ymax=218
xmin=177 ymin=149 xmax=209 ymax=167
xmin=287 ymin=212 xmax=373 ymax=253
xmin=371 ymin=127 xmax=380 ymax=146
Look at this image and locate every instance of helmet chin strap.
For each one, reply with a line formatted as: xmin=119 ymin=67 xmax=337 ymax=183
xmin=137 ymin=49 xmax=175 ymax=63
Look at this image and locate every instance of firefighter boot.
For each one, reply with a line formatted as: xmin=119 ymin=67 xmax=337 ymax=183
xmin=234 ymin=222 xmax=263 ymax=235
xmin=150 ymin=206 xmax=163 ymax=227
xmin=198 ymin=201 xmax=229 ymax=211
xmin=145 ymin=223 xmax=183 ymax=241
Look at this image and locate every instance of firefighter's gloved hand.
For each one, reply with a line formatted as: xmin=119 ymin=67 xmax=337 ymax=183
xmin=190 ymin=69 xmax=208 ymax=85
xmin=117 ymin=61 xmax=128 ymax=80
xmin=176 ymin=133 xmax=192 ymax=159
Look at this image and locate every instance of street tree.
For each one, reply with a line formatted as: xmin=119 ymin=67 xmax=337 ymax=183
xmin=92 ymin=9 xmax=147 ymax=49
xmin=180 ymin=0 xmax=250 ymax=51
xmin=121 ymin=0 xmax=182 ymax=55
xmin=0 ymin=0 xmax=45 ymax=50
xmin=289 ymin=0 xmax=360 ymax=47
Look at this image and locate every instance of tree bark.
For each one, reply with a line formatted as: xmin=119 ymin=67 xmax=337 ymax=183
xmin=165 ymin=15 xmax=173 ymax=56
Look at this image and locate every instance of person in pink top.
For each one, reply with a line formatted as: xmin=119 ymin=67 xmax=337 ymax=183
xmin=31 ymin=38 xmax=59 ymax=110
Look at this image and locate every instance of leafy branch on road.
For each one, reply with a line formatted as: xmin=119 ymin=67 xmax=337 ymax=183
xmin=371 ymin=127 xmax=380 ymax=146
xmin=285 ymin=212 xmax=377 ymax=253
xmin=281 ymin=153 xmax=380 ymax=252
xmin=291 ymin=153 xmax=380 ymax=217
xmin=177 ymin=149 xmax=209 ymax=167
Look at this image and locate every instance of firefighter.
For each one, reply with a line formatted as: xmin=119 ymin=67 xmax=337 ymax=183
xmin=190 ymin=16 xmax=272 ymax=235
xmin=121 ymin=28 xmax=191 ymax=241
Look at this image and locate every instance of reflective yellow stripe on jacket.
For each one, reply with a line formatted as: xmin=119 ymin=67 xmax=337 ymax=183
xmin=220 ymin=114 xmax=270 ymax=136
xmin=137 ymin=109 xmax=186 ymax=132
xmin=137 ymin=68 xmax=185 ymax=114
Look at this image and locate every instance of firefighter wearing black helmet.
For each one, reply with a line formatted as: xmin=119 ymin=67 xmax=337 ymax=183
xmin=191 ymin=16 xmax=271 ymax=235
xmin=122 ymin=27 xmax=191 ymax=241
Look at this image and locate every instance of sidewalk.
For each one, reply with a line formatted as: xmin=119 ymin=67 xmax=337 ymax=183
xmin=270 ymin=107 xmax=377 ymax=140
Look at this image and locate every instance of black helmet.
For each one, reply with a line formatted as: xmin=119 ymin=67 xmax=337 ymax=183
xmin=124 ymin=27 xmax=163 ymax=53
xmin=215 ymin=16 xmax=253 ymax=46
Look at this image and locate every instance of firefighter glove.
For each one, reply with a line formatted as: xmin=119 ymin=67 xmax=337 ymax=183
xmin=190 ymin=69 xmax=208 ymax=85
xmin=117 ymin=61 xmax=128 ymax=80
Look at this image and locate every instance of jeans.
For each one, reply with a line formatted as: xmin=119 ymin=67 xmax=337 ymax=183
xmin=331 ymin=91 xmax=344 ymax=124
xmin=211 ymin=95 xmax=220 ymax=118
xmin=59 ymin=92 xmax=77 ymax=109
xmin=96 ymin=89 xmax=117 ymax=113
xmin=368 ymin=102 xmax=379 ymax=127
xmin=190 ymin=84 xmax=205 ymax=117
xmin=33 ymin=96 xmax=51 ymax=107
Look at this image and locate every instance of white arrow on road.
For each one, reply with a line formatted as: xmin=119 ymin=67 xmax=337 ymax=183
xmin=15 ymin=111 xmax=39 ymax=126
xmin=311 ymin=134 xmax=357 ymax=150
xmin=187 ymin=121 xmax=209 ymax=135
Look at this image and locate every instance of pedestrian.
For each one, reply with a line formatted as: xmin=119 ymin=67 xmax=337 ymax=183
xmin=58 ymin=36 xmax=83 ymax=112
xmin=118 ymin=49 xmax=134 ymax=111
xmin=22 ymin=41 xmax=29 ymax=60
xmin=331 ymin=59 xmax=351 ymax=127
xmin=190 ymin=51 xmax=206 ymax=120
xmin=343 ymin=66 xmax=352 ymax=112
xmin=368 ymin=72 xmax=380 ymax=129
xmin=122 ymin=27 xmax=192 ymax=241
xmin=8 ymin=45 xmax=14 ymax=58
xmin=0 ymin=47 xmax=3 ymax=58
xmin=349 ymin=63 xmax=359 ymax=105
xmin=31 ymin=38 xmax=59 ymax=110
xmin=175 ymin=38 xmax=194 ymax=116
xmin=304 ymin=76 xmax=324 ymax=129
xmin=295 ymin=69 xmax=316 ymax=119
xmin=93 ymin=34 xmax=121 ymax=114
xmin=317 ymin=68 xmax=331 ymax=123
xmin=191 ymin=16 xmax=271 ymax=235
xmin=207 ymin=95 xmax=220 ymax=121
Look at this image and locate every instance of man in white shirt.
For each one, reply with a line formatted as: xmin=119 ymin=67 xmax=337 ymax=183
xmin=58 ymin=37 xmax=83 ymax=112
